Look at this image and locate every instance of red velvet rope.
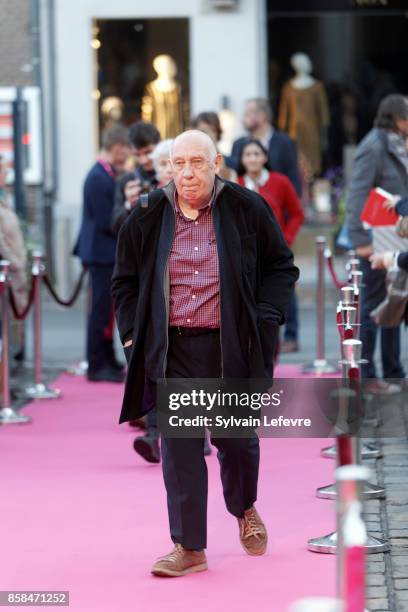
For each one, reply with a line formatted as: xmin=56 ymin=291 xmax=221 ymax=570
xmin=43 ymin=268 xmax=87 ymax=307
xmin=325 ymin=252 xmax=347 ymax=290
xmin=9 ymin=275 xmax=36 ymax=320
xmin=7 ymin=267 xmax=87 ymax=320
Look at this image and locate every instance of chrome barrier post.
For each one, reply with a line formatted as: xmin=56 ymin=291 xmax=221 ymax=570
xmin=317 ymin=332 xmax=385 ymax=499
xmin=350 ymin=270 xmax=363 ymax=333
xmin=347 ymin=260 xmax=383 ymax=463
xmin=321 ymin=285 xmax=382 ymax=461
xmin=337 ymin=465 xmax=370 ymax=612
xmin=0 ymin=260 xmax=31 ymax=424
xmin=350 ymin=267 xmax=382 ymax=437
xmin=322 ymin=292 xmax=359 ymax=460
xmin=303 ymin=236 xmax=339 ymax=374
xmin=308 ymin=339 xmax=388 ymax=554
xmin=24 ymin=251 xmax=62 ymax=399
xmin=346 ymin=258 xmax=360 ymax=278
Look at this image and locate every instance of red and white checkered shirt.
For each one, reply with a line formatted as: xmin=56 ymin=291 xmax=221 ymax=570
xmin=168 ymin=191 xmax=220 ymax=328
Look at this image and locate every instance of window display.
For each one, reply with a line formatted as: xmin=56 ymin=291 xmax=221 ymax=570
xmin=278 ymin=53 xmax=330 ymax=178
xmin=141 ymin=55 xmax=183 ymax=139
xmin=95 ymin=19 xmax=189 ymax=142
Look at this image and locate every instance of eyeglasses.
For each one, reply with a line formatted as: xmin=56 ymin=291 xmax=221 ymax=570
xmin=172 ymin=158 xmax=210 ymax=172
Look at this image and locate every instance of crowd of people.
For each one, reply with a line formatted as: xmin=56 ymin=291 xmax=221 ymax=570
xmin=75 ymin=98 xmax=307 ymax=464
xmin=75 ymin=94 xmax=408 ymax=475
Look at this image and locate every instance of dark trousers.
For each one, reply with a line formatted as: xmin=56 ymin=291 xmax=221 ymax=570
xmin=161 ymin=329 xmax=260 ymax=550
xmin=87 ymin=264 xmax=114 ymax=373
xmin=284 ymin=290 xmax=299 ymax=342
xmin=360 ymin=258 xmax=405 ymax=379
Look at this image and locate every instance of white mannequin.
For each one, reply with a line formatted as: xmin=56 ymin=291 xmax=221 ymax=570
xmin=290 ymin=53 xmax=315 ymax=90
xmin=152 ymin=54 xmax=178 ymax=93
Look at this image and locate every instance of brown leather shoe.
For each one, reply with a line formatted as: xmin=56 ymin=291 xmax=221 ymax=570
xmin=151 ymin=543 xmax=208 ymax=577
xmin=238 ymin=506 xmax=268 ymax=556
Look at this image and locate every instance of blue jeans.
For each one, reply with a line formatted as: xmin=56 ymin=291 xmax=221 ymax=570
xmin=360 ymin=258 xmax=405 ymax=379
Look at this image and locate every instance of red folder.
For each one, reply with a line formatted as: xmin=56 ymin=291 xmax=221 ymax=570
xmin=360 ymin=188 xmax=399 ymax=227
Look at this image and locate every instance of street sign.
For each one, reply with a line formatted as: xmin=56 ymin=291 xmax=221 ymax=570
xmin=0 ymin=87 xmax=42 ymax=185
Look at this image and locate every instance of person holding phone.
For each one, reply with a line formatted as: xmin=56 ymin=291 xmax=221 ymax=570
xmin=111 ymin=122 xmax=160 ymax=235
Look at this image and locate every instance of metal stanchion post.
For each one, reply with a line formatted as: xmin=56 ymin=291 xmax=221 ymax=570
xmin=350 ymin=268 xmax=382 ymax=446
xmin=0 ymin=260 xmax=31 ymax=424
xmin=308 ymin=339 xmax=388 ymax=554
xmin=347 ymin=258 xmax=360 ymax=278
xmin=24 ymin=251 xmax=62 ymax=399
xmin=350 ymin=270 xmax=363 ymax=332
xmin=348 ymin=276 xmax=381 ymax=455
xmin=336 ymin=465 xmax=370 ymax=612
xmin=317 ymin=325 xmax=385 ymax=499
xmin=303 ymin=236 xmax=339 ymax=374
xmin=322 ymin=290 xmax=359 ymax=461
xmin=321 ymin=284 xmax=382 ymax=461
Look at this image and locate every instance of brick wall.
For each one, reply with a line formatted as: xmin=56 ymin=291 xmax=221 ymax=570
xmin=0 ymin=0 xmax=32 ymax=87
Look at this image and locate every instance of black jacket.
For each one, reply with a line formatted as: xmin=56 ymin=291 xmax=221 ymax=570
xmin=226 ymin=130 xmax=301 ymax=195
xmin=111 ymin=177 xmax=299 ymax=424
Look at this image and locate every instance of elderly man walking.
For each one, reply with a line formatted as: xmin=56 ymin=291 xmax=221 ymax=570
xmin=112 ymin=130 xmax=298 ymax=577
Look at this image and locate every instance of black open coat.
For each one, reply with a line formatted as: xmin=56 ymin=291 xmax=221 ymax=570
xmin=111 ymin=177 xmax=299 ymax=424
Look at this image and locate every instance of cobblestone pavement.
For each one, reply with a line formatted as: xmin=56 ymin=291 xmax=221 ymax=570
xmin=363 ymin=429 xmax=408 ymax=612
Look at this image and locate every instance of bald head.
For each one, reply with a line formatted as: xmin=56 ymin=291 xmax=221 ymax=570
xmin=170 ymin=129 xmax=222 ymax=209
xmin=171 ymin=129 xmax=217 ymax=162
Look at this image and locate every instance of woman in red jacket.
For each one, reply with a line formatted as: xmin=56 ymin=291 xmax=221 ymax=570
xmin=237 ymin=138 xmax=304 ymax=353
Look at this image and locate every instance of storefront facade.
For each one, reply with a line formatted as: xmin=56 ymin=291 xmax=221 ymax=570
xmin=53 ymin=0 xmax=408 ymax=288
xmin=53 ymin=0 xmax=267 ymax=290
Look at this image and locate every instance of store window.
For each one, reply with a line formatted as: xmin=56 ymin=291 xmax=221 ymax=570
xmin=268 ymin=4 xmax=408 ymax=169
xmin=92 ymin=18 xmax=190 ymax=144
xmin=267 ymin=2 xmax=408 ymax=222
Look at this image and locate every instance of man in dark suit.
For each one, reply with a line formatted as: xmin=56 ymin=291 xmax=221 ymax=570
xmin=112 ymin=130 xmax=298 ymax=576
xmin=76 ymin=126 xmax=130 ymax=382
xmin=227 ymin=98 xmax=301 ymax=196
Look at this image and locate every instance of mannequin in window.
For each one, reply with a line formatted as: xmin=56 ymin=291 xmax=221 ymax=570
xmin=141 ymin=54 xmax=183 ymax=139
xmin=101 ymin=96 xmax=124 ymax=131
xmin=278 ymin=53 xmax=330 ymax=177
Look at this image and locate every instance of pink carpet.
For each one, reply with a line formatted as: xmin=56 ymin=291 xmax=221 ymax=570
xmin=1 ymin=368 xmax=336 ymax=611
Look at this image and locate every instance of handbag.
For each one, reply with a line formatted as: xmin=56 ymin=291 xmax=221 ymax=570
xmin=370 ymin=267 xmax=408 ymax=327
